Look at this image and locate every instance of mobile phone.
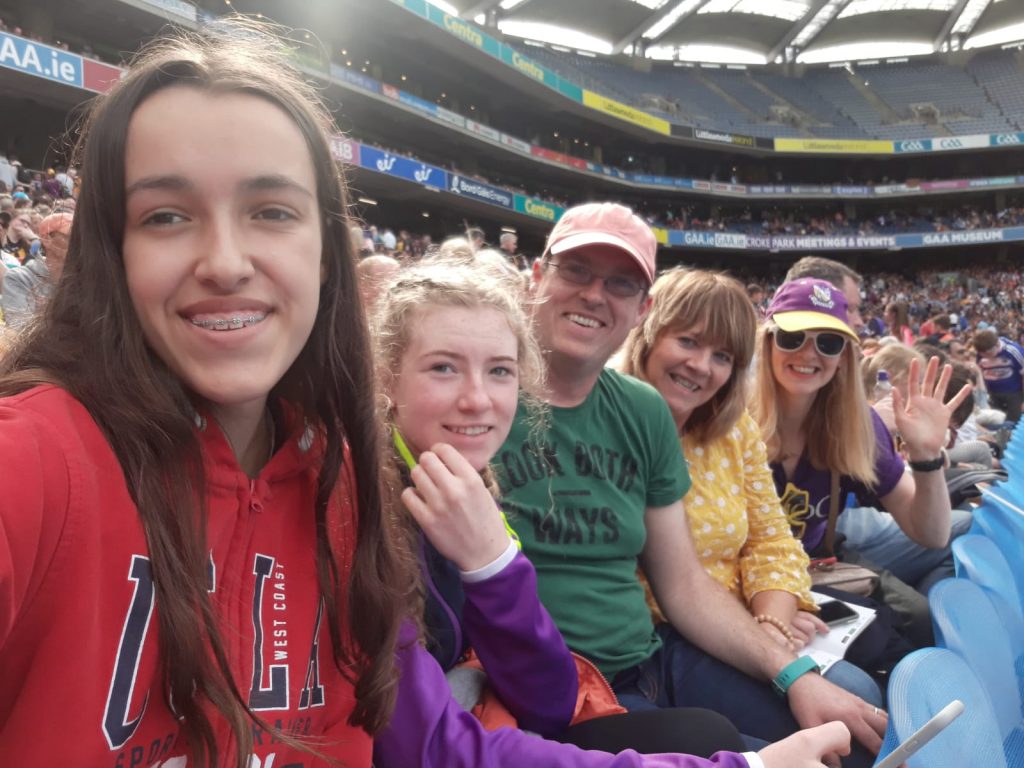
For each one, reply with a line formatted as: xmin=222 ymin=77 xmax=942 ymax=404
xmin=817 ymin=599 xmax=859 ymax=627
xmin=874 ymin=699 xmax=964 ymax=768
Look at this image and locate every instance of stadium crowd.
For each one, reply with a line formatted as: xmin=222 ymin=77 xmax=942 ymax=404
xmin=349 ymin=134 xmax=1024 ymax=238
xmin=659 ymin=201 xmax=1024 ymax=236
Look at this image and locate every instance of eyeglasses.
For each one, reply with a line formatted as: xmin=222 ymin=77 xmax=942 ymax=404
xmin=545 ymin=260 xmax=646 ymax=298
xmin=772 ymin=329 xmax=848 ymax=358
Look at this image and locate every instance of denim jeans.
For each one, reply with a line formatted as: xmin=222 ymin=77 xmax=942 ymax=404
xmin=837 ymin=506 xmax=973 ymax=594
xmin=612 ymin=624 xmax=880 ymax=767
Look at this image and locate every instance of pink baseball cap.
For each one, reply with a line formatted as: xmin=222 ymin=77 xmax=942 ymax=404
xmin=543 ymin=202 xmax=657 ymax=285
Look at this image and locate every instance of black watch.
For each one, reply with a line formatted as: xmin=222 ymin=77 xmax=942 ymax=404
xmin=908 ymin=455 xmax=944 ymax=472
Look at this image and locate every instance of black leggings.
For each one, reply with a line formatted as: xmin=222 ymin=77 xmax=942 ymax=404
xmin=556 ymin=708 xmax=747 ymax=757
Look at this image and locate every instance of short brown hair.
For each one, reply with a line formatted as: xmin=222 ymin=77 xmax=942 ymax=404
xmin=784 ymin=256 xmax=861 ymax=289
xmin=947 ymin=363 xmax=975 ymax=429
xmin=973 ymin=328 xmax=999 ymax=354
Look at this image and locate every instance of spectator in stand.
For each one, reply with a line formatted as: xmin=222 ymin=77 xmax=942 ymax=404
xmin=884 ymin=302 xmax=914 ymax=345
xmin=467 ymin=227 xmax=485 ymax=251
xmin=41 ymin=169 xmax=62 ymax=199
xmin=918 ymin=315 xmax=936 ymax=339
xmin=349 ymin=224 xmax=370 ymax=257
xmin=973 ymin=327 xmax=1024 ymax=422
xmin=751 ymin=280 xmax=972 ymax=643
xmin=2 ymin=209 xmax=37 ymax=265
xmin=395 ymin=229 xmax=414 ymax=259
xmin=499 ymin=231 xmax=529 ymax=270
xmin=356 ymin=254 xmax=400 ymax=314
xmin=8 ymin=154 xmax=21 ymax=185
xmin=862 ymin=310 xmax=885 ymax=339
xmin=54 ymin=196 xmax=76 ymax=213
xmin=0 ymin=211 xmax=71 ymax=329
xmin=54 ymin=166 xmax=73 ymax=198
xmin=919 ymin=315 xmax=952 ymax=346
xmin=0 ymin=152 xmax=15 ymax=193
xmin=757 ymin=268 xmax=970 ymax=651
xmin=784 ymin=257 xmax=863 ymax=333
xmin=746 ymin=283 xmax=766 ymax=318
xmin=0 ymin=212 xmax=13 ymax=269
xmin=28 ymin=206 xmax=50 ymax=232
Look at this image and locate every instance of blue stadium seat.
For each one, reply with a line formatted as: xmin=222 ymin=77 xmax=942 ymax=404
xmin=953 ymin=533 xmax=1023 ymax=608
xmin=929 ymin=579 xmax=1024 ymax=762
xmin=975 ymin=492 xmax=1024 ymax=605
xmin=952 ymin=534 xmax=1024 ymax=668
xmin=876 ymin=648 xmax=1006 ymax=767
xmin=519 ymin=45 xmax=1024 ymax=139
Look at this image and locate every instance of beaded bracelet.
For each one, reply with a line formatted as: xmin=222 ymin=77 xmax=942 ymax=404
xmin=755 ymin=614 xmax=796 ymax=643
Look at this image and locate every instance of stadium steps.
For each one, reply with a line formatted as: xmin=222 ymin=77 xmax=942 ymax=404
xmin=847 ymin=73 xmax=903 ymax=124
xmin=965 ymin=51 xmax=1024 ymax=131
xmin=693 ymin=70 xmax=763 ymax=122
xmin=746 ymin=76 xmax=821 ymax=128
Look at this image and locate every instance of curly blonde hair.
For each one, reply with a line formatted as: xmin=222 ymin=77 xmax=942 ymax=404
xmin=373 ymin=250 xmax=545 ymax=407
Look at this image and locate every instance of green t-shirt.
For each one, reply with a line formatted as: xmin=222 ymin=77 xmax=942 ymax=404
xmin=496 ymin=368 xmax=690 ymax=679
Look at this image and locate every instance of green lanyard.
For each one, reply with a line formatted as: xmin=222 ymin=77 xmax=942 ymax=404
xmin=392 ymin=426 xmax=521 ymax=551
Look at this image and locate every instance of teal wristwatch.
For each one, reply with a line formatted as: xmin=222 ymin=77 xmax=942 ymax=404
xmin=771 ymin=656 xmax=821 ymax=697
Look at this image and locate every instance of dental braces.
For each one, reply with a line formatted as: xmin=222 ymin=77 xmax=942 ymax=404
xmin=191 ymin=315 xmax=265 ymax=331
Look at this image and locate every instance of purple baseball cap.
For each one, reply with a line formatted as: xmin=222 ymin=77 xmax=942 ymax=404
xmin=766 ymin=278 xmax=857 ymax=340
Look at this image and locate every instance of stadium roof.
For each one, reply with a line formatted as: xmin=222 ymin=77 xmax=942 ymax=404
xmin=427 ymin=0 xmax=1024 ymax=64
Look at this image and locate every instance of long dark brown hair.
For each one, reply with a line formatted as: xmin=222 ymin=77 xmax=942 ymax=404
xmin=0 ymin=21 xmax=409 ymax=767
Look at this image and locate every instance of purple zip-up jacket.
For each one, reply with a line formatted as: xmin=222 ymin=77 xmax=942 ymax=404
xmin=419 ymin=537 xmax=578 ymax=735
xmin=374 ymin=622 xmax=752 ymax=768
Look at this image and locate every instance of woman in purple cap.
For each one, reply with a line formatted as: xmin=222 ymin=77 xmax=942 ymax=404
xmin=751 ymin=279 xmax=971 ymax=619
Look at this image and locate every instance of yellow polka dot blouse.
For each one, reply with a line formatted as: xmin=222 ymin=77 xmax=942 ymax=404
xmin=646 ymin=410 xmax=816 ymax=623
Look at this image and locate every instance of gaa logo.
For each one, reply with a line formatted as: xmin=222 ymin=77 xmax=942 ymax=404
xmin=995 ymin=134 xmax=1022 ymax=146
xmin=938 ymin=138 xmax=963 ymax=150
xmin=898 ymin=140 xmax=927 ymax=152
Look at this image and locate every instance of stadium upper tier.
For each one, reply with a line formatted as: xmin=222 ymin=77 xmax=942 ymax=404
xmin=516 ymin=43 xmax=1024 ymax=140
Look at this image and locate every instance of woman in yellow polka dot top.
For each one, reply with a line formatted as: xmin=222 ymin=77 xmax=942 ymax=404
xmin=621 ymin=269 xmax=831 ymax=651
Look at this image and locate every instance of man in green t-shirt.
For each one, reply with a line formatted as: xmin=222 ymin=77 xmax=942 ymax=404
xmin=497 ymin=202 xmax=885 ymax=763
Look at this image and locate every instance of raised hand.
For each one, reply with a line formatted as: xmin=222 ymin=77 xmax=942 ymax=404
xmin=401 ymin=443 xmax=511 ymax=572
xmin=892 ymin=356 xmax=972 ymax=461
